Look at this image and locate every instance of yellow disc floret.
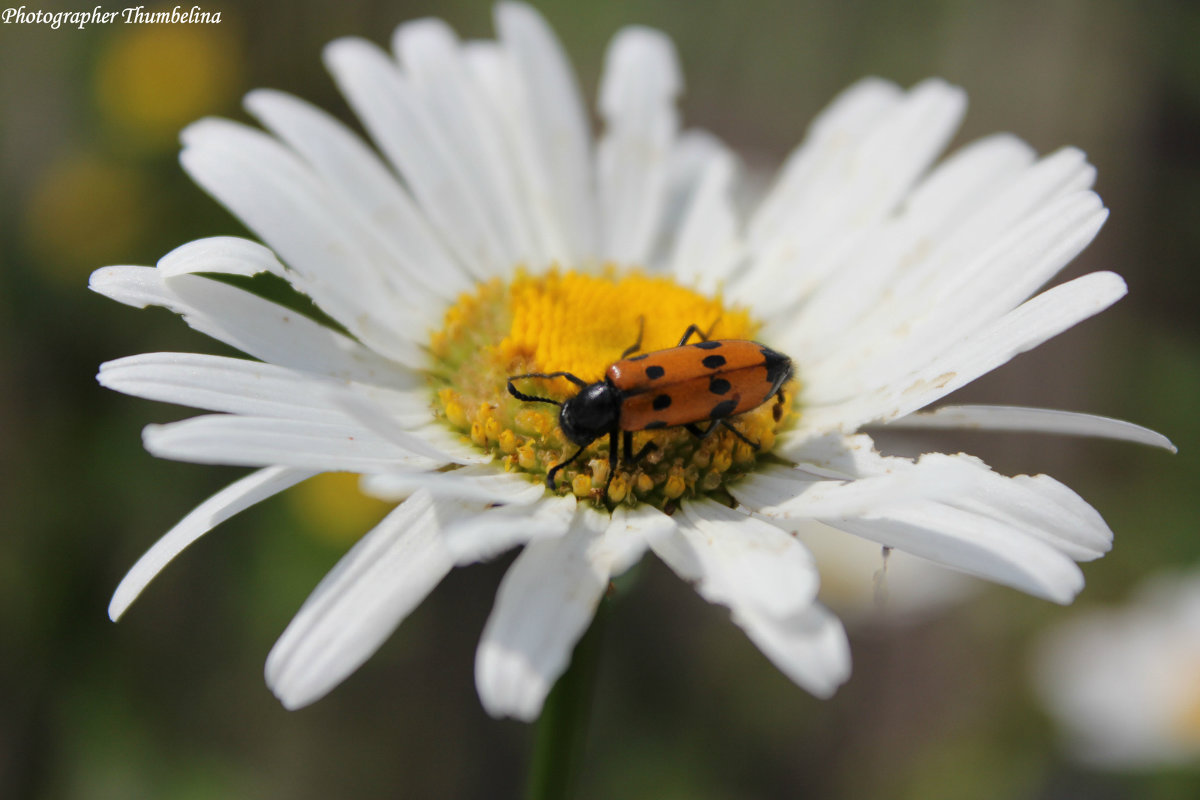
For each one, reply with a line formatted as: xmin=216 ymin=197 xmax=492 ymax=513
xmin=429 ymin=269 xmax=796 ymax=509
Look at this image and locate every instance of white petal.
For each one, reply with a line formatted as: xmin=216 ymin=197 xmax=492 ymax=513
xmin=728 ymin=460 xmax=974 ymax=519
xmin=736 ymin=79 xmax=965 ymax=314
xmin=597 ymin=504 xmax=676 ymax=575
xmin=733 ymin=602 xmax=851 ymax=699
xmin=180 ymin=117 xmax=431 ymax=363
xmin=472 ymin=503 xmax=667 ymax=720
xmin=109 ymin=467 xmax=314 ymax=621
xmin=403 ymin=423 xmax=498 ymax=466
xmin=961 ymin=470 xmax=1113 ymax=562
xmin=651 ymin=500 xmax=850 ymax=696
xmin=666 ymin=132 xmax=742 ymax=292
xmin=323 ymin=385 xmax=491 ymax=465
xmin=776 ymin=145 xmax=1096 ymax=361
xmin=769 ymin=134 xmax=1035 ymax=354
xmin=323 ymin=37 xmax=509 ymax=277
xmin=358 ymin=464 xmax=544 ymax=505
xmin=891 ymin=146 xmax=1095 ymax=297
xmin=267 ymin=490 xmax=468 ymax=709
xmin=394 ymin=18 xmax=540 ymax=266
xmin=653 ymin=497 xmax=819 ymax=620
xmin=463 ymin=41 xmax=570 ymax=270
xmin=901 ymin=134 xmax=1037 ymax=231
xmin=795 ymin=271 xmax=1128 ymax=434
xmin=99 ymin=352 xmax=431 ymax=426
xmin=244 ymin=88 xmax=472 ymax=300
xmin=777 ymin=435 xmax=1113 ymax=564
xmin=596 ymin=26 xmax=681 ymax=265
xmin=494 ymin=1 xmax=597 ymax=262
xmin=920 ymin=455 xmax=1113 ymax=561
xmin=827 ymin=504 xmax=1085 ymax=603
xmin=774 ymin=432 xmax=899 ymax=480
xmin=748 ymin=77 xmax=903 ymax=249
xmin=156 ymin=236 xmax=288 ymax=278
xmin=89 ymin=267 xmax=413 ymax=387
xmin=179 ymin=119 xmax=390 ymax=298
xmin=882 ymin=404 xmax=1177 ymax=452
xmin=475 ymin=505 xmax=611 ymax=720
xmin=904 ymin=451 xmax=1108 ymax=561
xmin=932 ymin=146 xmax=1096 ymax=259
xmin=907 ymin=149 xmax=1100 ymax=297
xmin=802 ymin=191 xmax=1109 ymax=400
xmin=440 ymin=494 xmax=577 ymax=564
xmin=143 ymin=415 xmax=442 ymax=472
xmin=770 ymin=435 xmax=1107 ymax=593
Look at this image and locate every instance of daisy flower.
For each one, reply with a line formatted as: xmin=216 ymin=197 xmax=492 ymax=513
xmin=94 ymin=2 xmax=1174 ymax=721
xmin=1033 ymin=570 xmax=1200 ymax=768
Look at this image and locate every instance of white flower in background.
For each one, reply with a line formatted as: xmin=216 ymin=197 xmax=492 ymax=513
xmin=1033 ymin=570 xmax=1200 ymax=768
xmin=795 ymin=524 xmax=977 ymax=625
xmin=93 ymin=2 xmax=1173 ymax=720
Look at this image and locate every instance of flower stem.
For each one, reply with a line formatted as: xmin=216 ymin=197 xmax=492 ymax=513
xmin=524 ymin=595 xmax=610 ymax=800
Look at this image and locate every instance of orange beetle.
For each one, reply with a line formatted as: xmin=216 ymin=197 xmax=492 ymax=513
xmin=507 ymin=323 xmax=793 ymax=492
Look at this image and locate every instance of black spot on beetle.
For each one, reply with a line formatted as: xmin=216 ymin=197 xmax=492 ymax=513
xmin=645 ymin=420 xmax=667 ymax=429
xmin=645 ymin=365 xmax=665 ymax=380
xmin=652 ymin=394 xmax=672 ymax=410
xmin=710 ymin=398 xmax=738 ymax=418
xmin=694 ymin=340 xmax=722 ymax=350
xmin=709 ymin=377 xmax=731 ymax=395
xmin=702 ymin=354 xmax=726 ymax=369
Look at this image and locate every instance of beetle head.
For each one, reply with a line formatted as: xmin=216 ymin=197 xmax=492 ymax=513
xmin=559 ymin=381 xmax=620 ymax=445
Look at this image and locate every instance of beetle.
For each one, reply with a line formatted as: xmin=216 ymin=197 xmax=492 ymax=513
xmin=506 ymin=321 xmax=793 ymax=493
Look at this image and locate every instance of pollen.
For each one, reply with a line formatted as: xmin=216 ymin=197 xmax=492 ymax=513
xmin=428 ymin=269 xmax=797 ymax=509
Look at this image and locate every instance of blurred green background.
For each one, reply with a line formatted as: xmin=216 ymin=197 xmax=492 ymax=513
xmin=2 ymin=0 xmax=1197 ymax=798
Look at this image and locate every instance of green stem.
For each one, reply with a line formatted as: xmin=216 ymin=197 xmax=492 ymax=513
xmin=524 ymin=596 xmax=610 ymax=800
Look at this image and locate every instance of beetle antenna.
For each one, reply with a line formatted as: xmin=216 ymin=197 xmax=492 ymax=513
xmin=508 ymin=371 xmax=588 ymax=388
xmin=506 ymin=379 xmax=561 ymax=406
xmin=507 ymin=371 xmax=590 ymax=406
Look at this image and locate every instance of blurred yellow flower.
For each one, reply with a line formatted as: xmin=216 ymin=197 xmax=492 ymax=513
xmin=95 ymin=22 xmax=241 ymax=150
xmin=287 ymin=473 xmax=393 ymax=545
xmin=26 ymin=154 xmax=147 ymax=282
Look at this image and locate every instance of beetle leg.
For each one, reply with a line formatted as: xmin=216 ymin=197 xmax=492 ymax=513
xmin=720 ymin=419 xmax=761 ymax=450
xmin=604 ymin=429 xmax=620 ymax=497
xmin=772 ymin=387 xmax=786 ymax=422
xmin=620 ymin=316 xmax=647 ymax=359
xmin=546 ymin=444 xmax=588 ymax=489
xmin=676 ymin=318 xmax=722 ymax=346
xmin=684 ymin=420 xmax=761 ymax=450
xmin=626 ymin=430 xmax=657 ymax=462
xmin=676 ymin=324 xmax=707 ymax=347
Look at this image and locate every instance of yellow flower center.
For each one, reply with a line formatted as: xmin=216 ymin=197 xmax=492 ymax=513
xmin=1169 ymin=653 xmax=1200 ymax=746
xmin=429 ymin=269 xmax=796 ymax=508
